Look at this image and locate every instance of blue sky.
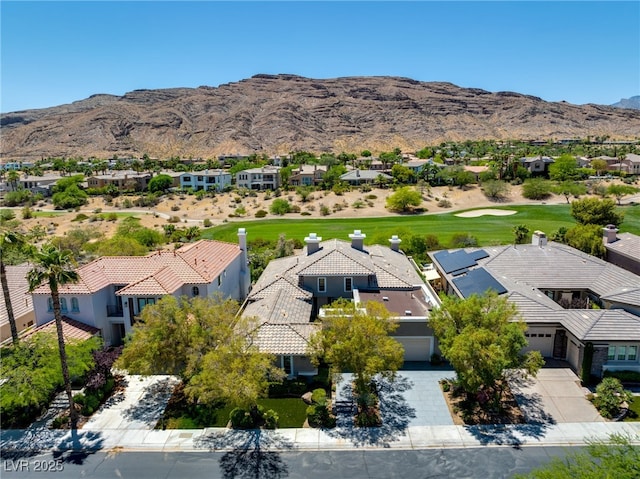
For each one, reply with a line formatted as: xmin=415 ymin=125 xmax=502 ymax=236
xmin=1 ymin=1 xmax=638 ymax=113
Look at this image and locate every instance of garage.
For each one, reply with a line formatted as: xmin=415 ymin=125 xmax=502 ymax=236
xmin=396 ymin=337 xmax=432 ymax=362
xmin=523 ymin=328 xmax=555 ymax=357
xmin=567 ymin=338 xmax=582 ymax=371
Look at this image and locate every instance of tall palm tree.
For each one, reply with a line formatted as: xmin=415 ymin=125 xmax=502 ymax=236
xmin=0 ymin=231 xmax=25 ymax=344
xmin=28 ymin=244 xmax=80 ymax=428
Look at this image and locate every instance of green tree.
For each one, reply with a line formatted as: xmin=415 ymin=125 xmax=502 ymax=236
xmin=0 ymin=231 xmax=26 ymax=343
xmin=117 ymin=296 xmax=283 ymax=410
xmin=512 ymin=224 xmax=530 ymax=245
xmin=607 ymin=184 xmax=639 ymax=205
xmin=570 ymin=197 xmax=624 ymax=226
xmin=549 ymin=154 xmax=580 ymax=181
xmin=269 ymin=198 xmax=292 ymax=215
xmin=482 ymin=180 xmax=511 ymax=200
xmin=592 ymin=377 xmax=633 ymax=419
xmin=6 ymin=169 xmax=20 ymax=191
xmin=552 ymin=181 xmax=587 ymax=204
xmin=565 ymin=224 xmax=606 ymax=257
xmin=27 ymin=244 xmax=81 ymax=428
xmin=385 ymin=186 xmax=422 ymax=212
xmin=515 ymin=434 xmax=640 ymax=479
xmin=391 ymin=164 xmax=416 ymax=184
xmin=52 ymin=175 xmax=88 ymax=209
xmin=455 ymin=169 xmax=476 ymax=188
xmin=590 ymin=159 xmax=609 ymax=176
xmin=522 ymin=178 xmax=553 ymax=200
xmin=429 ymin=292 xmax=543 ymax=406
xmin=309 ymin=299 xmax=404 ymax=406
xmin=148 ymin=174 xmax=173 ymax=193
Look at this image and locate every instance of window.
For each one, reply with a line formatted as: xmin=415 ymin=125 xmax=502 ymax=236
xmin=48 ymin=297 xmax=54 ymax=312
xmin=192 ymin=286 xmax=200 ymax=296
xmin=71 ymin=297 xmax=79 ymax=312
xmin=608 ymin=346 xmax=616 ymax=361
xmin=217 ymin=275 xmax=222 ymax=286
xmin=629 ymin=346 xmax=638 ymax=361
xmin=136 ymin=297 xmax=156 ymax=312
xmin=318 ymin=277 xmax=326 ymax=293
xmin=618 ymin=346 xmax=627 ymax=361
xmin=344 ymin=277 xmax=353 ymax=292
xmin=60 ymin=298 xmax=68 ymax=312
xmin=183 ymin=176 xmax=191 ymax=182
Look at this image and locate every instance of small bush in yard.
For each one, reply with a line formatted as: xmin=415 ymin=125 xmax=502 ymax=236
xmin=592 ymin=377 xmax=632 ymax=419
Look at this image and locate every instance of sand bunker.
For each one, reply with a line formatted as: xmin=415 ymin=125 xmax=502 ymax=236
xmin=455 ymin=209 xmax=517 ymax=218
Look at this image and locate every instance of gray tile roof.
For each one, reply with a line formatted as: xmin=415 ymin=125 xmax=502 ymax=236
xmin=430 ymin=242 xmax=640 ymax=343
xmin=605 ymin=232 xmax=640 ymax=261
xmin=254 ymin=323 xmax=320 ymax=355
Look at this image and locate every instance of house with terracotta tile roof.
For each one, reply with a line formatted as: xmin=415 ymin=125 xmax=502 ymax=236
xmin=429 ymin=232 xmax=640 ymax=378
xmin=242 ymin=230 xmax=441 ymax=376
xmin=30 ymin=233 xmax=250 ymax=345
xmin=0 ymin=264 xmax=35 ymax=343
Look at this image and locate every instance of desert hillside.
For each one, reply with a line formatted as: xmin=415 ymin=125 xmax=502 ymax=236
xmin=2 ymin=75 xmax=640 ymax=160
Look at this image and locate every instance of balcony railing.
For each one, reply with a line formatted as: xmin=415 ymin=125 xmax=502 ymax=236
xmin=106 ymin=305 xmax=124 ymax=317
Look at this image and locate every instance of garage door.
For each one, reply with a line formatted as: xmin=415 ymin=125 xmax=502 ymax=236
xmin=523 ymin=332 xmax=554 ymax=357
xmin=397 ymin=337 xmax=431 ymax=361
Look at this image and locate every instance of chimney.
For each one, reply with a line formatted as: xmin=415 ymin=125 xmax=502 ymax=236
xmin=304 ymin=233 xmax=322 ymax=255
xmin=532 ymin=230 xmax=547 ymax=247
xmin=349 ymin=230 xmax=366 ymax=250
xmin=603 ymin=224 xmax=618 ymax=244
xmin=389 ymin=235 xmax=402 ymax=252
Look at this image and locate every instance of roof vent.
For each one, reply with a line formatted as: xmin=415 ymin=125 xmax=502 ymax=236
xmin=404 ymin=310 xmax=412 ymax=316
xmin=382 ymin=296 xmax=389 ymax=301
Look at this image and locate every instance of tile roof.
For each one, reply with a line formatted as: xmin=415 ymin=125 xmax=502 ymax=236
xmin=31 ymin=240 xmax=241 ymax=295
xmin=605 ymin=232 xmax=640 ymax=261
xmin=430 ymin=242 xmax=640 ymax=342
xmin=254 ymin=323 xmax=320 ymax=355
xmin=0 ymin=264 xmax=33 ymax=327
xmin=23 ymin=316 xmax=100 ymax=343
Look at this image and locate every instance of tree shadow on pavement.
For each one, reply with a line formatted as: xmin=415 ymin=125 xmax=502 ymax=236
xmin=195 ymin=429 xmax=294 ymax=479
xmin=327 ymin=374 xmax=416 ymax=447
xmin=121 ymin=378 xmax=176 ymax=425
xmin=1 ymin=428 xmax=103 ymax=465
xmin=464 ymin=375 xmax=556 ymax=448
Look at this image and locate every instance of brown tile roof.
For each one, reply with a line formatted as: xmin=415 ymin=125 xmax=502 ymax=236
xmin=23 ymin=316 xmax=100 ymax=342
xmin=31 ymin=240 xmax=241 ymax=295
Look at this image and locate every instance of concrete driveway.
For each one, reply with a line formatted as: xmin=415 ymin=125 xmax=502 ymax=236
xmin=83 ymin=375 xmax=179 ymax=430
xmin=509 ymin=367 xmax=603 ymax=423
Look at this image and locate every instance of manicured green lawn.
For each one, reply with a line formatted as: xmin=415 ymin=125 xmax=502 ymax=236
xmin=202 ymin=204 xmax=640 ymax=247
xmin=624 ymin=396 xmax=640 ymax=422
xmin=161 ymin=398 xmax=308 ymax=429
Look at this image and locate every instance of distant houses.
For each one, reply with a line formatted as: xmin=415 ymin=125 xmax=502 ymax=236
xmin=180 ymin=170 xmax=231 ymax=192
xmin=235 ymin=165 xmax=282 ymax=190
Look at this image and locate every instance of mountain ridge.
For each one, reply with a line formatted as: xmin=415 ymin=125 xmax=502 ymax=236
xmin=2 ymin=74 xmax=639 ymax=160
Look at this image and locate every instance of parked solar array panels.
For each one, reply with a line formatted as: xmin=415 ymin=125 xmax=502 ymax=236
xmin=452 ymin=267 xmax=507 ymax=298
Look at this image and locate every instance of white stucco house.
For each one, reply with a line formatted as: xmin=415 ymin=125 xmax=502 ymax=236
xmin=30 ymin=233 xmax=251 ymax=346
xmin=179 ymin=170 xmax=232 ymax=192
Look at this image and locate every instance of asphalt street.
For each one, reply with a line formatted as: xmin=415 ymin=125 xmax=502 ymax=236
xmin=1 ymin=446 xmax=580 ymax=479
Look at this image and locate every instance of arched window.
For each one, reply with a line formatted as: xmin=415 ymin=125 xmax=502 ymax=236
xmin=60 ymin=298 xmax=68 ymax=312
xmin=48 ymin=297 xmax=54 ymax=311
xmin=192 ymin=286 xmax=200 ymax=296
xmin=71 ymin=297 xmax=80 ymax=312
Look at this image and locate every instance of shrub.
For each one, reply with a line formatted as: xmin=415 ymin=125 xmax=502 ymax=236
xmin=203 ymin=218 xmax=212 ymax=227
xmin=270 ymin=198 xmax=291 ymax=215
xmin=262 ymin=409 xmax=278 ymax=429
xmin=72 ymin=213 xmax=89 ymax=222
xmin=0 ymin=209 xmax=16 ymax=222
xmin=311 ymin=388 xmax=327 ymax=406
xmin=592 ymin=377 xmax=632 ymax=418
xmin=3 ymin=189 xmax=33 ymax=207
xmin=438 ymin=199 xmax=452 ymax=208
xmin=306 ymin=403 xmax=335 ymax=428
xmin=320 ymin=204 xmax=331 ymax=216
xmin=21 ymin=206 xmax=33 ymax=219
xmin=450 ymin=233 xmax=478 ymax=248
xmin=255 ymin=209 xmax=268 ymax=218
xmin=603 ymin=370 xmax=640 ymax=383
xmin=171 ymin=205 xmax=180 ymax=211
xmin=167 ymin=216 xmax=181 ymax=223
xmin=522 ymin=178 xmax=552 ymax=200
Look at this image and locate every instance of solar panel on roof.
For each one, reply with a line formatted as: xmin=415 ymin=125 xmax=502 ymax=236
xmin=433 ymin=250 xmax=478 ymax=274
xmin=469 ymin=249 xmax=489 ymax=261
xmin=451 ymin=268 xmax=468 ymax=276
xmin=452 ymin=267 xmax=507 ymax=298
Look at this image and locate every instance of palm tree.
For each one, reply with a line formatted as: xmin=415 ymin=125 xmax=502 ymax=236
xmin=28 ymin=244 xmax=80 ymax=428
xmin=512 ymin=224 xmax=530 ymax=245
xmin=6 ymin=169 xmax=20 ymax=191
xmin=0 ymin=231 xmax=25 ymax=344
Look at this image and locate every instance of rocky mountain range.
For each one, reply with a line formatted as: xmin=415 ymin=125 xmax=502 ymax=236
xmin=611 ymin=96 xmax=640 ymax=110
xmin=2 ymin=74 xmax=640 ymax=160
